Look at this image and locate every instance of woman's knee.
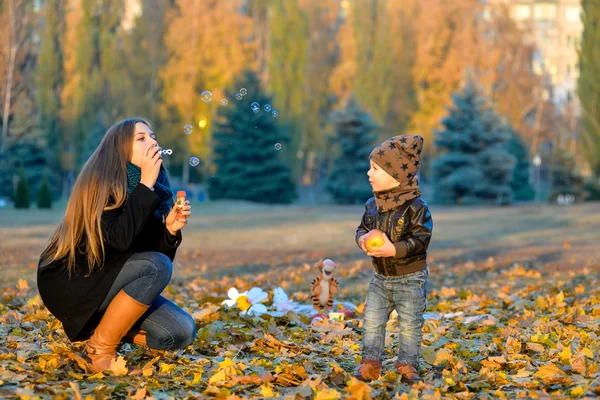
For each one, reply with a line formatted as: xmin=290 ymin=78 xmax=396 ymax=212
xmin=171 ymin=313 xmax=196 ymax=349
xmin=149 ymin=313 xmax=196 ymax=350
xmin=141 ymin=252 xmax=172 ymax=287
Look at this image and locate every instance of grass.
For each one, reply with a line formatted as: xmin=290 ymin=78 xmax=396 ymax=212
xmin=1 ymin=200 xmax=598 ymax=285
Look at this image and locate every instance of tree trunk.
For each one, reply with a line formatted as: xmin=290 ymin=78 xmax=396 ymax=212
xmin=1 ymin=0 xmax=17 ymax=155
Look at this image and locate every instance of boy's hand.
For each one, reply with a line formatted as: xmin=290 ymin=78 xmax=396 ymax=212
xmin=366 ymin=232 xmax=396 ymax=258
xmin=358 ymin=234 xmax=368 ymax=252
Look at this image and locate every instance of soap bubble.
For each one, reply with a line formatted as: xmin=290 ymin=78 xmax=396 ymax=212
xmin=189 ymin=157 xmax=200 ymax=167
xmin=264 ymin=104 xmax=272 ymax=112
xmin=275 ymin=143 xmax=282 ymax=150
xmin=271 ymin=110 xmax=279 ymax=117
xmin=160 ymin=149 xmax=173 ymax=156
xmin=200 ymin=91 xmax=213 ymax=103
xmin=220 ymin=98 xmax=228 ymax=106
xmin=251 ymin=102 xmax=260 ymax=113
xmin=240 ymin=88 xmax=248 ymax=96
xmin=236 ymin=93 xmax=243 ymax=100
xmin=184 ymin=124 xmax=193 ymax=134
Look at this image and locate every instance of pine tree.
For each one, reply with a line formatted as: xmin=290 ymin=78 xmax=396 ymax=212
xmin=578 ymin=0 xmax=600 ymax=175
xmin=549 ymin=148 xmax=586 ymax=203
xmin=36 ymin=0 xmax=64 ymax=174
xmin=38 ymin=172 xmax=52 ymax=209
xmin=207 ymin=71 xmax=296 ymax=204
xmin=4 ymin=140 xmax=60 ymax=202
xmin=14 ymin=168 xmax=30 ymax=209
xmin=506 ymin=126 xmax=535 ymax=201
xmin=326 ymin=97 xmax=378 ymax=204
xmin=432 ymin=80 xmax=515 ymax=205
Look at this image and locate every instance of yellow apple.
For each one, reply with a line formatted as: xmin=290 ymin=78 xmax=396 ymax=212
xmin=365 ymin=230 xmax=385 ymax=251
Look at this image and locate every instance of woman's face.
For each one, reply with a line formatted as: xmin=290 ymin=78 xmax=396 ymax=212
xmin=130 ymin=122 xmax=158 ymax=168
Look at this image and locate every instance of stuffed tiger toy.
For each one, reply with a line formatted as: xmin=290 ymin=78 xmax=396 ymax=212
xmin=310 ymin=258 xmax=339 ymax=311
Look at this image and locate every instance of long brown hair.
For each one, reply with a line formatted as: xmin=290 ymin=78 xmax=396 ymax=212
xmin=40 ymin=117 xmax=153 ymax=275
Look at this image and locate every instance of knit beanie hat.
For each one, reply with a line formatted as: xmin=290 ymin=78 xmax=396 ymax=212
xmin=369 ymin=135 xmax=423 ymax=212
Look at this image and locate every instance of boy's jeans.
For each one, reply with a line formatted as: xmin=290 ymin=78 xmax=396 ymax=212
xmin=361 ymin=269 xmax=428 ymax=367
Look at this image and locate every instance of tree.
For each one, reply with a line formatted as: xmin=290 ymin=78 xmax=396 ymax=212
xmin=432 ymin=80 xmax=515 ymax=205
xmin=330 ymin=0 xmax=418 ymax=148
xmin=37 ymin=171 xmax=52 ymax=208
xmin=578 ymin=0 xmax=600 ymax=175
xmin=3 ymin=140 xmax=60 ymax=201
xmin=506 ymin=126 xmax=535 ymax=201
xmin=14 ymin=167 xmax=30 ymax=209
xmin=548 ymin=148 xmax=586 ymax=203
xmin=326 ymin=97 xmax=378 ymax=204
xmin=0 ymin=0 xmax=37 ymax=153
xmin=208 ymin=71 xmax=296 ymax=204
xmin=36 ymin=0 xmax=65 ymax=188
xmin=161 ymin=0 xmax=255 ymax=185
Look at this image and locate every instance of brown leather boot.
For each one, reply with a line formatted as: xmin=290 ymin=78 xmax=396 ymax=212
xmin=395 ymin=363 xmax=422 ymax=384
xmin=354 ymin=359 xmax=382 ymax=382
xmin=125 ymin=329 xmax=147 ymax=347
xmin=82 ymin=290 xmax=149 ymax=374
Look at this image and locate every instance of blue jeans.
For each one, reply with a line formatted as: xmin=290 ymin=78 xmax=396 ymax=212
xmin=362 ymin=269 xmax=428 ymax=367
xmin=99 ymin=252 xmax=196 ymax=350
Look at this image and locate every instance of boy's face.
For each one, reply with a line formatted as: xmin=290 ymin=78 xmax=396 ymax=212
xmin=368 ymin=159 xmax=399 ymax=192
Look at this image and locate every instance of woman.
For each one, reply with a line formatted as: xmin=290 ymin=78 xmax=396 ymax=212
xmin=37 ymin=118 xmax=196 ymax=374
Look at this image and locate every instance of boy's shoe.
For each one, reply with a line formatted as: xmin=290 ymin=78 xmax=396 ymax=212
xmin=395 ymin=363 xmax=422 ymax=384
xmin=354 ymin=359 xmax=382 ymax=382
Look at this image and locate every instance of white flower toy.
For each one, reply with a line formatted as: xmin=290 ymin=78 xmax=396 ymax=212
xmin=221 ymin=287 xmax=268 ymax=316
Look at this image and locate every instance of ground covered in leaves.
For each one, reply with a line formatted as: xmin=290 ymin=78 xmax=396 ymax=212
xmin=1 ymin=257 xmax=600 ymax=399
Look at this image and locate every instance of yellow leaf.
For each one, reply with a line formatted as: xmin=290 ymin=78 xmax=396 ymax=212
xmin=488 ymin=355 xmax=507 ymax=364
xmin=88 ymin=372 xmax=105 ymax=380
xmin=555 ymin=291 xmax=565 ymax=306
xmin=191 ymin=372 xmax=203 ymax=385
xmin=534 ymin=296 xmax=548 ymax=310
xmin=505 ymin=337 xmax=522 ymax=354
xmin=560 ymin=346 xmax=572 ymax=364
xmin=527 ymin=342 xmax=545 ymax=352
xmin=109 ymin=356 xmax=128 ymax=376
xmin=434 ymin=349 xmax=453 ymax=366
xmin=582 ymin=348 xmax=594 ymax=359
xmin=69 ymin=382 xmax=82 ymax=400
xmin=142 ymin=365 xmax=153 ymax=377
xmin=534 ymin=364 xmax=565 ymax=379
xmin=17 ymin=279 xmax=29 ymax=291
xmin=533 ymin=363 xmax=572 ymax=384
xmin=218 ymin=357 xmax=237 ymax=369
xmin=514 ymin=368 xmax=531 ymax=378
xmin=131 ymin=388 xmax=147 ymax=400
xmin=208 ymin=369 xmax=227 ymax=384
xmin=569 ymin=356 xmax=586 ymax=374
xmin=346 ymin=377 xmax=372 ymax=400
xmin=259 ymin=385 xmax=277 ymax=398
xmin=315 ymin=388 xmax=341 ymax=400
xmin=570 ymin=386 xmax=585 ymax=398
xmin=159 ymin=363 xmax=177 ymax=374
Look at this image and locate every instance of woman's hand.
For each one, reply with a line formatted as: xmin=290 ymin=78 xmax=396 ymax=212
xmin=140 ymin=145 xmax=162 ymax=189
xmin=366 ymin=231 xmax=396 ymax=258
xmin=165 ymin=200 xmax=191 ymax=235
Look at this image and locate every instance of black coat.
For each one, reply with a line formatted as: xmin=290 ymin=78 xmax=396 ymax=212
xmin=356 ymin=196 xmax=433 ymax=276
xmin=37 ymin=184 xmax=182 ymax=341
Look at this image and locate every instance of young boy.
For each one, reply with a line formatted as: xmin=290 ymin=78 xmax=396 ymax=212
xmin=355 ymin=134 xmax=433 ymax=384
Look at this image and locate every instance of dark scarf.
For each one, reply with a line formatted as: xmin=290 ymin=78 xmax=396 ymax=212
xmin=370 ymin=135 xmax=423 ymax=213
xmin=126 ymin=162 xmax=174 ymax=221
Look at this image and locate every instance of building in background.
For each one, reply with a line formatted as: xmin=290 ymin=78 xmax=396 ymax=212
xmin=486 ymin=0 xmax=582 ymax=111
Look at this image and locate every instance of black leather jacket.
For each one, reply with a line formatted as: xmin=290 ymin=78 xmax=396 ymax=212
xmin=356 ymin=196 xmax=433 ymax=276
